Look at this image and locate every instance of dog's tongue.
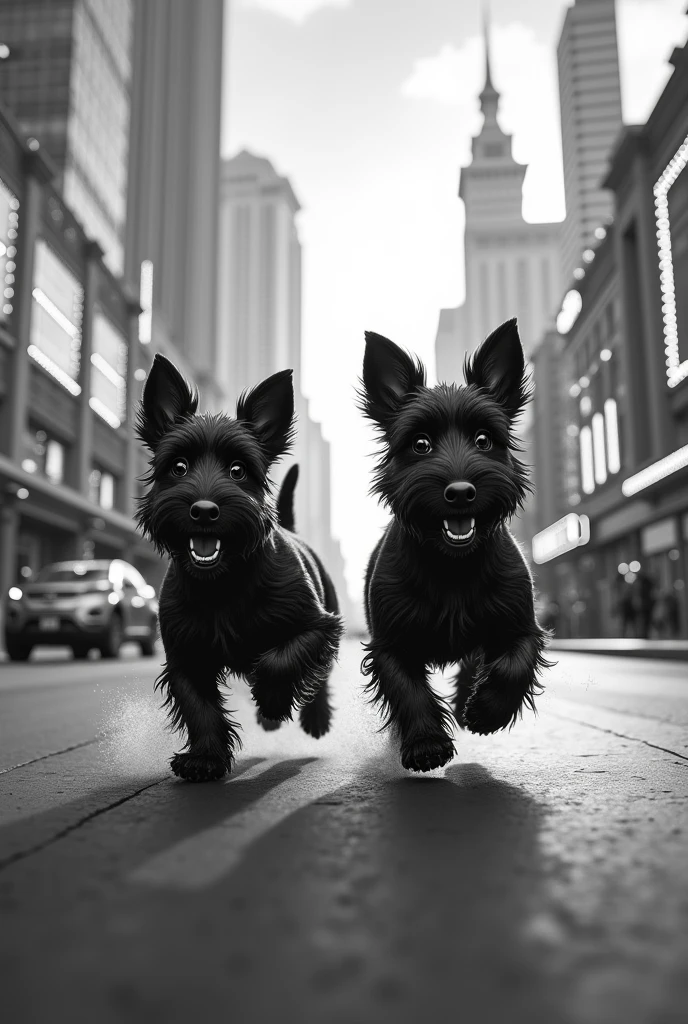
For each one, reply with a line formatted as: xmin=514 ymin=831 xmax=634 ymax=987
xmin=446 ymin=515 xmax=473 ymax=535
xmin=191 ymin=535 xmax=218 ymax=557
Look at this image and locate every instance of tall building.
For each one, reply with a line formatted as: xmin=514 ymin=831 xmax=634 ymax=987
xmin=0 ymin=0 xmax=134 ymax=275
xmin=435 ymin=16 xmax=560 ymax=384
xmin=557 ymin=0 xmax=623 ymax=290
xmin=124 ymin=0 xmax=225 ymax=407
xmin=532 ymin=25 xmax=688 ymax=639
xmin=217 ymin=150 xmax=352 ymax=621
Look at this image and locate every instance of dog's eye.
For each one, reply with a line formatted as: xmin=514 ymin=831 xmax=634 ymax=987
xmin=229 ymin=461 xmax=246 ymax=481
xmin=171 ymin=459 xmax=188 ymax=477
xmin=474 ymin=431 xmax=492 ymax=451
xmin=412 ymin=434 xmax=432 ymax=455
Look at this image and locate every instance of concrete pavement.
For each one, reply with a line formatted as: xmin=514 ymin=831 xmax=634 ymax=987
xmin=1 ymin=640 xmax=687 ymax=1024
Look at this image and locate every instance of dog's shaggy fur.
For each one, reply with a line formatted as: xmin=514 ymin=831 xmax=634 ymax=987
xmin=359 ymin=318 xmax=551 ymax=773
xmin=136 ymin=355 xmax=344 ymax=782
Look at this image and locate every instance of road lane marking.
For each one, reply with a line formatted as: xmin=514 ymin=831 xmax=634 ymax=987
xmin=128 ymin=758 xmax=352 ymax=891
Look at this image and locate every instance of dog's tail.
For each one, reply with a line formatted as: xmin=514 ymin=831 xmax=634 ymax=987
xmin=276 ymin=464 xmax=299 ymax=532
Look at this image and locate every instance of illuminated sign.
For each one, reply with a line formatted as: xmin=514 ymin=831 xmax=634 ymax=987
xmin=654 ymin=132 xmax=688 ymax=388
xmin=0 ymin=176 xmax=19 ymax=321
xmin=556 ymin=289 xmax=582 ymax=335
xmin=621 ymin=443 xmax=688 ymax=497
xmin=532 ymin=513 xmax=590 ymax=565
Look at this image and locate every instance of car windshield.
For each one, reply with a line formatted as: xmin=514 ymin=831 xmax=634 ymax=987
xmin=34 ymin=566 xmax=110 ymax=583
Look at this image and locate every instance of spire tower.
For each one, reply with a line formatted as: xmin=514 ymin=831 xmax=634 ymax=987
xmin=479 ymin=2 xmax=498 ymax=121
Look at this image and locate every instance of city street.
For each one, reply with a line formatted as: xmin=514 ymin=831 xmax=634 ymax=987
xmin=1 ymin=638 xmax=687 ymax=1024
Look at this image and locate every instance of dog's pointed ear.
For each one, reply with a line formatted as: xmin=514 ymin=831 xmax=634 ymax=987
xmin=464 ymin=318 xmax=530 ymax=416
xmin=237 ymin=368 xmax=295 ymax=460
xmin=136 ymin=354 xmax=198 ymax=450
xmin=361 ymin=331 xmax=426 ymax=426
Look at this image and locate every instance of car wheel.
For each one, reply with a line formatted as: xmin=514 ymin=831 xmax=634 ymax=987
xmin=140 ymin=619 xmax=157 ymax=657
xmin=100 ymin=614 xmax=123 ymax=659
xmin=6 ymin=642 xmax=32 ymax=662
xmin=72 ymin=645 xmax=91 ymax=660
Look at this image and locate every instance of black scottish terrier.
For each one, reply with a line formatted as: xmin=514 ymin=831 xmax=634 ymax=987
xmin=360 ymin=318 xmax=550 ymax=773
xmin=136 ymin=355 xmax=344 ymax=782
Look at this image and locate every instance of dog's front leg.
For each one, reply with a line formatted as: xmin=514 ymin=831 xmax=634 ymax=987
xmin=249 ymin=617 xmax=341 ymax=729
xmin=364 ymin=648 xmax=455 ymax=772
xmin=158 ymin=657 xmax=240 ymax=782
xmin=461 ymin=629 xmax=549 ymax=735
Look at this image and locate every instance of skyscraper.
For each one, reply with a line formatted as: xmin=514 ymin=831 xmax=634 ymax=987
xmin=124 ymin=0 xmax=224 ymax=404
xmin=435 ymin=16 xmax=560 ymax=382
xmin=217 ymin=150 xmax=352 ymax=619
xmin=0 ymin=0 xmax=134 ymax=275
xmin=557 ymin=0 xmax=623 ymax=289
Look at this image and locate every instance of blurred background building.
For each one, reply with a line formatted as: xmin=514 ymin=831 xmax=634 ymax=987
xmin=435 ymin=0 xmax=688 ymax=640
xmin=557 ymin=0 xmax=623 ymax=290
xmin=531 ymin=2 xmax=688 ymax=640
xmin=0 ymin=0 xmax=133 ymax=277
xmin=435 ymin=15 xmax=561 ymax=551
xmin=217 ymin=150 xmax=352 ymax=622
xmin=0 ymin=0 xmax=351 ymax=646
xmin=124 ymin=0 xmax=225 ymax=409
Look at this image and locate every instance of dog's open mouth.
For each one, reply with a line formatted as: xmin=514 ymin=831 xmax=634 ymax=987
xmin=442 ymin=516 xmax=476 ymax=547
xmin=189 ymin=536 xmax=222 ymax=566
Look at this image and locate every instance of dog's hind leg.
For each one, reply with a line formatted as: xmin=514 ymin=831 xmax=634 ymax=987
xmin=256 ymin=710 xmax=282 ymax=732
xmin=158 ymin=658 xmax=240 ymax=782
xmin=461 ymin=629 xmax=550 ymax=735
xmin=299 ymin=673 xmax=332 ymax=738
xmin=363 ymin=648 xmax=455 ymax=772
xmin=452 ymin=654 xmax=479 ymax=726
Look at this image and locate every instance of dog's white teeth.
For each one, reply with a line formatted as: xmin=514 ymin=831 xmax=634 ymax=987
xmin=443 ymin=519 xmax=475 ymax=542
xmin=215 ymin=540 xmax=221 ymax=552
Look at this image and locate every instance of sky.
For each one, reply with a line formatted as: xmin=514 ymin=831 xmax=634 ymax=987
xmin=222 ymin=0 xmax=688 ymax=607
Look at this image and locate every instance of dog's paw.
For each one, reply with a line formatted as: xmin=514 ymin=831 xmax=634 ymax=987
xmin=299 ymin=701 xmax=331 ymax=739
xmin=461 ymin=688 xmax=522 ymax=735
xmin=256 ymin=711 xmax=282 ymax=732
xmin=401 ymin=735 xmax=455 ymax=773
xmin=170 ymin=752 xmax=229 ymax=782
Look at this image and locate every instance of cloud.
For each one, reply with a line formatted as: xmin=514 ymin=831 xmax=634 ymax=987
xmin=400 ymin=22 xmax=565 ymax=222
xmin=238 ymin=0 xmax=351 ymax=24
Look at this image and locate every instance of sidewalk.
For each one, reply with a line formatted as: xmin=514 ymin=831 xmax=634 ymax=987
xmin=549 ymin=637 xmax=688 ymax=660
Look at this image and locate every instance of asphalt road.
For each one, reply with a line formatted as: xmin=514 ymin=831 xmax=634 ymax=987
xmin=1 ymin=639 xmax=687 ymax=1024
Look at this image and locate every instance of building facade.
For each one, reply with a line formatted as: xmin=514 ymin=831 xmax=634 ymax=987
xmin=435 ymin=23 xmax=561 ymax=386
xmin=217 ymin=149 xmax=352 ymax=622
xmin=124 ymin=0 xmax=225 ymax=409
xmin=0 ymin=104 xmax=160 ymax=646
xmin=0 ymin=0 xmax=134 ymax=276
xmin=533 ymin=33 xmax=688 ymax=639
xmin=556 ymin=0 xmax=623 ymax=290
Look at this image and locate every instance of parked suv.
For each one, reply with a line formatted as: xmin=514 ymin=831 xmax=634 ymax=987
xmin=4 ymin=559 xmax=158 ymax=662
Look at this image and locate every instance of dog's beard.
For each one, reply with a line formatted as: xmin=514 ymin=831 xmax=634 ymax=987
xmin=140 ymin=493 xmax=275 ymax=577
xmin=383 ymin=476 xmax=520 ymax=558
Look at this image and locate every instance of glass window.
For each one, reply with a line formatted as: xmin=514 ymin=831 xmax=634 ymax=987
xmin=90 ymin=312 xmax=127 ymax=428
xmin=30 ymin=239 xmax=83 ymax=391
xmin=35 ymin=565 xmax=109 ymax=583
xmin=89 ymin=466 xmax=116 ymax=510
xmin=21 ymin=427 xmax=67 ymax=486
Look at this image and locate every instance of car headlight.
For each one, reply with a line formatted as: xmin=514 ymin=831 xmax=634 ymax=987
xmin=8 ymin=587 xmax=23 ymax=601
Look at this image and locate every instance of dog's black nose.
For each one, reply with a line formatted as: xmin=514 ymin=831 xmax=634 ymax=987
xmin=189 ymin=500 xmax=220 ymax=522
xmin=444 ymin=481 xmax=476 ymax=504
